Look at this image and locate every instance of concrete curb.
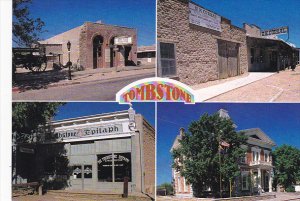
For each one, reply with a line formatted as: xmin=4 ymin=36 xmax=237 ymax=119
xmin=194 ymin=73 xmax=275 ymax=102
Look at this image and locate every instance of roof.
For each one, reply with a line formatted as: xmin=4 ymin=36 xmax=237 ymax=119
xmin=51 ymin=110 xmax=129 ymax=126
xmin=247 ymin=35 xmax=297 ymax=50
xmin=137 ymin=45 xmax=156 ymax=52
xmin=241 ymin=128 xmax=276 ymax=147
xmin=170 ymin=134 xmax=182 ymax=152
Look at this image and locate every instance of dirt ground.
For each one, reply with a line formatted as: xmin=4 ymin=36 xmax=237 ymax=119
xmin=208 ymin=66 xmax=300 ymax=102
xmin=12 ymin=194 xmax=152 ymax=201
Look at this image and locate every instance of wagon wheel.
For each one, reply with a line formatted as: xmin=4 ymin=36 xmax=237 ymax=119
xmin=30 ymin=59 xmax=47 ymax=72
xmin=30 ymin=63 xmax=47 ymax=72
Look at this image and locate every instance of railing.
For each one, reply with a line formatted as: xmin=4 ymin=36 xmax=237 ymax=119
xmin=249 ymin=160 xmax=272 ymax=166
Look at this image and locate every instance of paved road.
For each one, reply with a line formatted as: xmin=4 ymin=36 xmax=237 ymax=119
xmin=13 ymin=73 xmax=155 ymax=101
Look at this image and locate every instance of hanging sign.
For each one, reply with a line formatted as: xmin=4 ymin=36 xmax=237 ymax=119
xmin=116 ymin=77 xmax=195 ymax=104
xmin=189 ymin=2 xmax=221 ymax=32
xmin=261 ymin=26 xmax=288 ymax=37
xmin=114 ymin=36 xmax=132 ymax=45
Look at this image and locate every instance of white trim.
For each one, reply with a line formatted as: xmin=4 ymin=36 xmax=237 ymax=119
xmin=45 ymin=133 xmax=134 ymax=143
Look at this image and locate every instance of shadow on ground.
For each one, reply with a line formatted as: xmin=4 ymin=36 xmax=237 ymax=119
xmin=13 ymin=69 xmax=68 ymax=91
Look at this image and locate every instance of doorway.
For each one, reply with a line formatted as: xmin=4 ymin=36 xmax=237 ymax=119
xmin=218 ymin=40 xmax=239 ymax=79
xmin=93 ymin=35 xmax=104 ymax=69
xmin=125 ymin=46 xmax=134 ymax=66
xmin=72 ymin=164 xmax=93 ymax=190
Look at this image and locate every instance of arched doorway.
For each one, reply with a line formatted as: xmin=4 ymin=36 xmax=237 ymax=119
xmin=93 ymin=35 xmax=104 ymax=69
xmin=109 ymin=37 xmax=116 ymax=67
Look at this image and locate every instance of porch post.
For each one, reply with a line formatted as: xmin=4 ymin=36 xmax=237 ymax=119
xmin=269 ymin=169 xmax=273 ymax=192
xmin=258 ymin=168 xmax=262 ymax=194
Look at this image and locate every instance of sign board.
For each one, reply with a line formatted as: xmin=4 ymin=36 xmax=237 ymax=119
xmin=189 ymin=2 xmax=221 ymax=32
xmin=116 ymin=77 xmax=196 ymax=104
xmin=261 ymin=26 xmax=288 ymax=37
xmin=19 ymin=147 xmax=34 ymax=154
xmin=55 ymin=124 xmax=123 ymax=139
xmin=114 ymin=37 xmax=132 ymax=45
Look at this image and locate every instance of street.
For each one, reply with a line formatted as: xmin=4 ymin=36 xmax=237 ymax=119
xmin=195 ymin=67 xmax=300 ymax=102
xmin=13 ymin=72 xmax=155 ymax=101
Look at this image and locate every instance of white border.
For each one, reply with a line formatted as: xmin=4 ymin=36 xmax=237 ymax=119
xmin=0 ymin=0 xmax=12 ymax=200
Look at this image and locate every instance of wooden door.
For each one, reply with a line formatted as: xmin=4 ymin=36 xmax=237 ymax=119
xmin=218 ymin=40 xmax=228 ymax=79
xmin=227 ymin=42 xmax=238 ymax=77
xmin=218 ymin=40 xmax=239 ymax=79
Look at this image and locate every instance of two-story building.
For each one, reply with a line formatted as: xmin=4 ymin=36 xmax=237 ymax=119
xmin=171 ymin=109 xmax=276 ymax=197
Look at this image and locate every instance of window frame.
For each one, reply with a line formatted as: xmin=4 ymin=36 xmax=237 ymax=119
xmin=97 ymin=152 xmax=132 ymax=183
xmin=158 ymin=41 xmax=177 ymax=77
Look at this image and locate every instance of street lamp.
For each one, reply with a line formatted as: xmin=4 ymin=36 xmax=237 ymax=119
xmin=67 ymin=41 xmax=72 ymax=80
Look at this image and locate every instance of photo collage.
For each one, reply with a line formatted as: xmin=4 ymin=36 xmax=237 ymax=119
xmin=0 ymin=0 xmax=300 ymax=200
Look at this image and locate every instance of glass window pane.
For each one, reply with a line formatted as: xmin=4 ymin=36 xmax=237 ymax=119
xmin=73 ymin=165 xmax=82 ymax=179
xmin=97 ymin=154 xmax=113 ymax=182
xmin=114 ymin=153 xmax=132 ymax=182
xmin=84 ymin=165 xmax=92 ymax=179
xmin=160 ymin=43 xmax=175 ymax=59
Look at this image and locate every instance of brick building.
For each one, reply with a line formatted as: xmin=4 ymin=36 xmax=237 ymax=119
xmin=13 ymin=106 xmax=155 ymax=197
xmin=171 ymin=109 xmax=276 ymax=197
xmin=40 ymin=21 xmax=137 ymax=69
xmin=157 ymin=0 xmax=248 ymax=85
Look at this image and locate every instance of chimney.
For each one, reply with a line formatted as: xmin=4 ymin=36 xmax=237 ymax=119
xmin=218 ymin=109 xmax=230 ymax=119
xmin=179 ymin=127 xmax=185 ymax=136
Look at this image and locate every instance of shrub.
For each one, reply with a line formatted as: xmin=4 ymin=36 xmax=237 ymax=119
xmin=286 ymin=185 xmax=295 ymax=192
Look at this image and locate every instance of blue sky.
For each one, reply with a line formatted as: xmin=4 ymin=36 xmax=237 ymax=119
xmin=157 ymin=103 xmax=300 ymax=185
xmin=193 ymin=0 xmax=300 ymax=47
xmin=27 ymin=0 xmax=155 ymax=46
xmin=54 ymin=102 xmax=155 ymax=126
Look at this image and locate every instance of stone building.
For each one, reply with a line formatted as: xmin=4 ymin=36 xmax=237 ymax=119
xmin=244 ymin=24 xmax=299 ymax=72
xmin=14 ymin=107 xmax=155 ymax=197
xmin=157 ymin=0 xmax=248 ymax=85
xmin=171 ymin=109 xmax=276 ymax=197
xmin=40 ymin=21 xmax=137 ymax=69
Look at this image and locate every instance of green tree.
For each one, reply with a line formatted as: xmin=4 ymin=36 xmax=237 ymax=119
xmin=273 ymin=145 xmax=300 ymax=191
xmin=158 ymin=182 xmax=174 ymax=195
xmin=13 ymin=0 xmax=45 ymax=47
xmin=12 ymin=102 xmax=64 ymax=143
xmin=172 ymin=113 xmax=248 ymax=197
xmin=12 ymin=102 xmax=68 ymax=187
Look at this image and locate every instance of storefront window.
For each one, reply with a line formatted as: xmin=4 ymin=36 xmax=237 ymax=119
xmin=159 ymin=42 xmax=176 ymax=77
xmin=98 ymin=154 xmax=113 ymax=182
xmin=84 ymin=165 xmax=93 ymax=179
xmin=97 ymin=153 xmax=132 ymax=182
xmin=73 ymin=165 xmax=82 ymax=179
xmin=114 ymin=153 xmax=132 ymax=182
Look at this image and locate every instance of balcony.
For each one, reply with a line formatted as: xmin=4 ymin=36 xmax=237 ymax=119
xmin=249 ymin=160 xmax=272 ymax=168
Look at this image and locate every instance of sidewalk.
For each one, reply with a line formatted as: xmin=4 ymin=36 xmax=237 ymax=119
xmin=13 ymin=66 xmax=155 ymax=92
xmin=193 ymin=72 xmax=275 ymax=102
